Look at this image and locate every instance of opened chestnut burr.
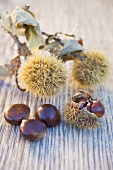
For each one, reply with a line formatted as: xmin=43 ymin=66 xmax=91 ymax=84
xmin=63 ymin=90 xmax=105 ymax=129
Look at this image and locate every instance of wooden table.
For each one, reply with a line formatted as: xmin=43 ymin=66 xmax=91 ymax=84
xmin=0 ymin=0 xmax=113 ymax=170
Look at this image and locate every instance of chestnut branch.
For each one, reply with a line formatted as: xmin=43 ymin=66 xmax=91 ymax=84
xmin=8 ymin=32 xmax=32 ymax=58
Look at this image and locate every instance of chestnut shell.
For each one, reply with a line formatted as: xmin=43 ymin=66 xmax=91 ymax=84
xmin=90 ymin=101 xmax=105 ymax=117
xmin=4 ymin=104 xmax=30 ymax=125
xmin=35 ymin=104 xmax=60 ymax=127
xmin=20 ymin=119 xmax=46 ymax=141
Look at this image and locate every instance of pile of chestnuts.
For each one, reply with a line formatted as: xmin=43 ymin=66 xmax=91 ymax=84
xmin=4 ymin=103 xmax=60 ymax=141
xmin=4 ymin=90 xmax=105 ymax=141
xmin=63 ymin=90 xmax=105 ymax=129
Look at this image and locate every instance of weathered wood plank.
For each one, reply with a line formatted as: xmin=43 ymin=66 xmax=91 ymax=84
xmin=0 ymin=0 xmax=113 ymax=170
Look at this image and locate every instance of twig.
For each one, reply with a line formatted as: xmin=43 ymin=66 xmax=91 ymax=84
xmin=8 ymin=32 xmax=26 ymax=56
xmin=42 ymin=31 xmax=74 ymax=46
xmin=59 ymin=53 xmax=84 ymax=62
xmin=8 ymin=32 xmax=31 ymax=58
xmin=72 ymin=53 xmax=84 ymax=60
xmin=42 ymin=31 xmax=75 ymax=38
xmin=15 ymin=68 xmax=26 ymax=92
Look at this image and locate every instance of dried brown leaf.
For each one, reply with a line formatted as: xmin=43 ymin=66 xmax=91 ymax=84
xmin=17 ymin=42 xmax=32 ymax=56
xmin=0 ymin=11 xmax=25 ymax=36
xmin=11 ymin=56 xmax=21 ymax=70
xmin=0 ymin=56 xmax=21 ymax=77
xmin=58 ymin=39 xmax=84 ymax=56
xmin=22 ymin=5 xmax=35 ymax=18
xmin=11 ymin=7 xmax=45 ymax=50
xmin=78 ymin=38 xmax=83 ymax=46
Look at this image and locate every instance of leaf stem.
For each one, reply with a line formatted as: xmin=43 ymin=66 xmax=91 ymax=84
xmin=8 ymin=32 xmax=31 ymax=58
xmin=15 ymin=68 xmax=26 ymax=92
xmin=8 ymin=32 xmax=26 ymax=56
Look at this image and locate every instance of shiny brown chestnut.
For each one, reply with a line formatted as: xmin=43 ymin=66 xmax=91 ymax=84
xmin=72 ymin=90 xmax=91 ymax=103
xmin=79 ymin=101 xmax=88 ymax=110
xmin=20 ymin=119 xmax=46 ymax=141
xmin=72 ymin=93 xmax=88 ymax=103
xmin=35 ymin=104 xmax=60 ymax=127
xmin=87 ymin=101 xmax=105 ymax=117
xmin=78 ymin=90 xmax=91 ymax=100
xmin=72 ymin=95 xmax=88 ymax=110
xmin=72 ymin=90 xmax=91 ymax=110
xmin=4 ymin=104 xmax=30 ymax=125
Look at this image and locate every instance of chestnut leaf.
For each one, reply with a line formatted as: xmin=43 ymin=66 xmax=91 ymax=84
xmin=42 ymin=39 xmax=83 ymax=53
xmin=0 ymin=56 xmax=21 ymax=77
xmin=11 ymin=7 xmax=45 ymax=50
xmin=58 ymin=39 xmax=84 ymax=56
xmin=0 ymin=11 xmax=24 ymax=36
xmin=42 ymin=39 xmax=84 ymax=61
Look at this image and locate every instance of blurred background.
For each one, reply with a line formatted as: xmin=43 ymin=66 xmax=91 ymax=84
xmin=0 ymin=0 xmax=113 ymax=63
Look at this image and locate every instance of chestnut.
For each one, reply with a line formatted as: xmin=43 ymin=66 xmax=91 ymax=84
xmin=4 ymin=104 xmax=30 ymax=125
xmin=87 ymin=101 xmax=104 ymax=117
xmin=78 ymin=90 xmax=91 ymax=100
xmin=86 ymin=102 xmax=92 ymax=112
xmin=72 ymin=93 xmax=88 ymax=103
xmin=72 ymin=94 xmax=88 ymax=110
xmin=35 ymin=104 xmax=60 ymax=127
xmin=79 ymin=101 xmax=88 ymax=110
xmin=72 ymin=90 xmax=91 ymax=103
xmin=63 ymin=90 xmax=105 ymax=129
xmin=20 ymin=119 xmax=46 ymax=141
xmin=71 ymin=90 xmax=91 ymax=110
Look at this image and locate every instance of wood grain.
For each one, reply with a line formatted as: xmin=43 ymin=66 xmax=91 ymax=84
xmin=0 ymin=0 xmax=113 ymax=170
